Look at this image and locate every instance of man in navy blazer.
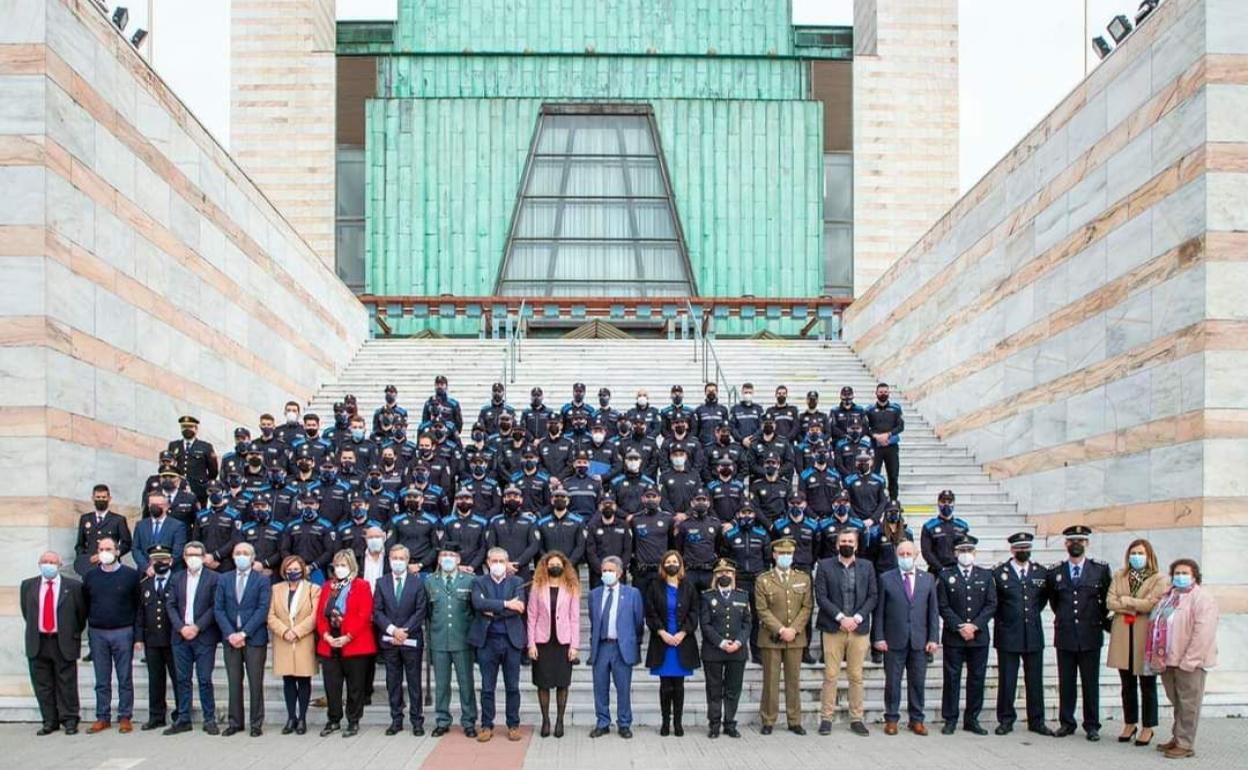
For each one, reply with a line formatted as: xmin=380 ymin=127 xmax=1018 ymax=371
xmin=373 ymin=543 xmax=428 ymax=735
xmin=468 ymin=548 xmax=527 ymax=738
xmin=872 ymin=540 xmax=939 ymax=735
xmin=132 ymin=494 xmax=188 ymax=575
xmin=588 ymin=556 xmax=645 ymax=738
xmin=165 ymin=540 xmax=221 ymax=734
xmin=213 ymin=541 xmax=271 ymax=736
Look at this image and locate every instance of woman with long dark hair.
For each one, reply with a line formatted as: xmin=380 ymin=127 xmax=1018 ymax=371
xmin=1107 ymin=538 xmax=1168 ymax=746
xmin=644 ymin=550 xmax=700 ymax=736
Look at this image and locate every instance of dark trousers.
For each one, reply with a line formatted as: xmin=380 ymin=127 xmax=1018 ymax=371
xmin=88 ymin=627 xmax=134 ymax=721
xmin=996 ymin=649 xmax=1045 ymax=728
xmin=282 ymin=676 xmax=311 ymax=722
xmin=591 ymin=640 xmax=634 ymax=729
xmin=940 ymin=644 xmax=988 ymax=724
xmin=321 ymin=653 xmax=370 ymax=725
xmin=30 ymin=634 xmax=79 ymax=728
xmin=1119 ymin=670 xmax=1158 ymax=728
xmin=171 ymin=637 xmax=217 ymax=725
xmin=222 ymin=644 xmax=266 ymax=730
xmin=883 ymin=645 xmax=928 ymax=724
xmin=477 ymin=634 xmax=522 ymax=729
xmin=1056 ymin=648 xmax=1101 ymax=732
xmin=736 ymin=575 xmax=761 ymax=661
xmin=703 ymin=659 xmax=745 ymax=728
xmin=381 ymin=645 xmax=424 ymax=727
xmin=872 ymin=443 xmax=900 ymax=500
xmin=144 ymin=644 xmax=177 ymax=722
xmin=686 ymin=569 xmax=712 ymax=594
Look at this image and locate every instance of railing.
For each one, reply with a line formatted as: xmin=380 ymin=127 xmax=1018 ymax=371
xmin=357 ymin=294 xmax=852 ymax=340
xmin=502 ymin=299 xmax=527 ymax=384
xmin=687 ymin=300 xmax=739 ymax=406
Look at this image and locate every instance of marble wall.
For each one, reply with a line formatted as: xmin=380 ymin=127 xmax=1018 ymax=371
xmin=0 ymin=0 xmax=367 ymax=693
xmin=844 ymin=0 xmax=1248 ymax=708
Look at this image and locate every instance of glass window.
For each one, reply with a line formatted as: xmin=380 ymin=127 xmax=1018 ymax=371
xmin=823 ymin=153 xmax=853 ymax=296
xmin=497 ymin=107 xmax=694 ymax=298
xmin=336 ymin=146 xmax=366 ymax=291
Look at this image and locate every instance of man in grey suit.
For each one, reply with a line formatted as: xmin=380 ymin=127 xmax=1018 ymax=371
xmin=872 ymin=539 xmax=939 ymax=735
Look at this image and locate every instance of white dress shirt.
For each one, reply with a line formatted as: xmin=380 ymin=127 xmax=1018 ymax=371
xmin=184 ymin=569 xmax=201 ymax=626
xmin=362 ymin=553 xmax=385 ymax=589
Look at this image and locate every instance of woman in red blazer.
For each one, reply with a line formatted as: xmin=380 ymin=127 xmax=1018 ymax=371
xmin=315 ymin=550 xmax=377 ymax=737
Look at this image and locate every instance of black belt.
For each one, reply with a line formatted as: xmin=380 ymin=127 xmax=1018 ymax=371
xmin=40 ymin=632 xmax=58 ymax=638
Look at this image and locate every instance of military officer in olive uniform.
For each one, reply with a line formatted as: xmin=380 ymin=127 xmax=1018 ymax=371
xmin=754 ymin=538 xmax=812 ymax=735
xmin=699 ymin=558 xmax=751 ymax=739
xmin=134 ymin=546 xmax=177 ymax=730
xmin=1047 ymin=524 xmax=1111 ymax=741
xmin=168 ymin=416 xmax=218 ymax=506
xmin=936 ymin=535 xmax=997 ymax=735
xmin=425 ymin=544 xmax=479 ymax=737
xmin=993 ymin=531 xmax=1054 ymax=736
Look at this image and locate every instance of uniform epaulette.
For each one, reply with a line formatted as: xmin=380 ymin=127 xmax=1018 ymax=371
xmin=317 ymin=517 xmax=333 ymax=528
xmin=799 ymin=467 xmax=814 ymax=479
xmin=536 ymin=515 xmax=553 ymax=526
xmin=470 ymin=514 xmax=488 ymax=525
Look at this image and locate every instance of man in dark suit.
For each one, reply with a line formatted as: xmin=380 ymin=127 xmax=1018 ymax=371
xmin=21 ymin=551 xmax=87 ymax=735
xmin=468 ymin=547 xmax=527 ymax=742
xmin=588 ymin=555 xmax=644 ymax=739
xmin=134 ymin=545 xmax=177 ymax=730
xmin=699 ymin=558 xmax=751 ymax=739
xmin=936 ymin=534 xmax=997 ymax=735
xmin=132 ymin=493 xmax=188 ymax=575
xmin=373 ymin=543 xmax=428 ymax=736
xmin=213 ymin=541 xmax=271 ymax=736
xmin=169 ymin=415 xmax=218 ymax=505
xmin=73 ymin=483 xmax=132 ymax=577
xmin=1047 ymin=524 xmax=1112 ymax=741
xmin=993 ymin=532 xmax=1054 ymax=736
xmin=813 ymin=526 xmax=877 ymax=736
xmin=165 ymin=540 xmax=221 ymax=734
xmin=872 ymin=539 xmax=939 ymax=735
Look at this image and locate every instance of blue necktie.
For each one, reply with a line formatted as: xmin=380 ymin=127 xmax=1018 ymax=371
xmin=1071 ymin=564 xmax=1081 ymax=583
xmin=602 ymin=587 xmax=616 ymax=640
xmin=153 ymin=519 xmax=161 ymax=542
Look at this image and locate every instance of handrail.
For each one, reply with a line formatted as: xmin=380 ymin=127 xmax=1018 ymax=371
xmin=688 ymin=300 xmax=739 ymax=406
xmin=502 ymin=299 xmax=527 ymax=384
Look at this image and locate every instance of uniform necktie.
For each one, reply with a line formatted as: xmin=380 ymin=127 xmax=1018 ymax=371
xmin=602 ymin=587 xmax=616 ymax=640
xmin=903 ymin=571 xmax=913 ymax=600
xmin=153 ymin=518 xmax=161 ymax=542
xmin=1071 ymin=564 xmax=1081 ymax=583
xmin=41 ymin=580 xmax=55 ymax=633
xmin=156 ymin=577 xmax=165 ymax=594
xmin=963 ymin=568 xmax=971 ymax=580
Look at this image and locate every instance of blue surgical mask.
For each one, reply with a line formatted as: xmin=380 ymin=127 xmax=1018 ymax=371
xmin=1129 ymin=553 xmax=1147 ymax=570
xmin=351 ymin=428 xmax=365 ymax=441
xmin=601 ymin=572 xmax=619 ymax=587
xmin=775 ymin=554 xmax=793 ymax=570
xmin=1172 ymin=573 xmax=1193 ymax=590
xmin=234 ymin=554 xmax=253 ymax=571
xmin=440 ymin=556 xmax=458 ymax=573
xmin=39 ymin=563 xmax=59 ymax=579
xmin=898 ymin=557 xmax=916 ymax=572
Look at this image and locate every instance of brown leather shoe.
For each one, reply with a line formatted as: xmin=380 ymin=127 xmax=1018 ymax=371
xmin=477 ymin=728 xmax=493 ymax=743
xmin=118 ymin=718 xmax=133 ymax=734
xmin=1163 ymin=746 xmax=1194 ymax=759
xmin=1157 ymin=738 xmax=1178 ymax=752
xmin=884 ymin=722 xmax=898 ymax=736
xmin=507 ymin=727 xmax=522 ymax=741
xmin=86 ymin=720 xmax=111 ymax=734
xmin=909 ymin=721 xmax=928 ymax=736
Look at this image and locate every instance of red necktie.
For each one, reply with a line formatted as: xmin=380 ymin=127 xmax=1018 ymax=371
xmin=41 ymin=580 xmax=55 ymax=633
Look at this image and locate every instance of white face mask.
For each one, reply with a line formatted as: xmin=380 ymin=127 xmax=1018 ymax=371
xmin=601 ymin=571 xmax=619 ymax=586
xmin=489 ymin=562 xmax=507 ymax=578
xmin=625 ymin=459 xmax=640 ymax=472
xmin=390 ymin=560 xmax=408 ymax=574
xmin=672 ymin=456 xmax=687 ymax=471
xmin=366 ymin=537 xmax=384 ymax=553
xmin=957 ymin=552 xmax=975 ymax=568
xmin=741 ymin=393 xmax=753 ymax=405
xmin=636 ymin=397 xmax=648 ymax=408
xmin=285 ymin=411 xmax=299 ymax=424
xmin=98 ymin=550 xmax=117 ymax=566
xmin=185 ymin=555 xmax=204 ymax=572
xmin=334 ymin=565 xmax=351 ymax=580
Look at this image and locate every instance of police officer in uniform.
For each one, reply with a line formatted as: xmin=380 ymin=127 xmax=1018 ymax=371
xmin=279 ymin=491 xmax=336 ymax=584
xmin=439 ymin=488 xmax=489 ymax=573
xmin=536 ymin=487 xmax=586 ymax=568
xmin=749 ymin=454 xmax=790 ymax=527
xmin=754 ymin=538 xmax=810 ymax=735
xmin=74 ymin=484 xmax=133 ymax=577
xmin=192 ymin=481 xmax=241 ymax=572
xmin=134 ymin=545 xmax=177 ymax=730
xmin=936 ymin=535 xmax=997 ymax=735
xmin=700 ymin=558 xmax=750 ymax=739
xmin=485 ymin=485 xmax=541 ymax=580
xmin=609 ymin=450 xmax=655 ymax=514
xmin=218 ymin=428 xmax=252 ymax=482
xmin=721 ymin=504 xmax=769 ymax=663
xmin=628 ymin=485 xmax=674 ymax=605
xmin=707 ymin=457 xmax=747 ymax=525
xmin=728 ymin=383 xmax=763 ymax=443
xmin=585 ymin=497 xmax=632 ymax=589
xmin=674 ymin=491 xmax=722 ymax=593
xmin=168 ymin=415 xmax=218 ymax=505
xmin=694 ymin=383 xmax=730 ymax=447
xmin=921 ymin=490 xmax=969 ymax=575
xmin=238 ymin=494 xmax=284 ymax=582
xmin=1047 ymin=524 xmax=1111 ymax=741
xmin=387 ymin=488 xmax=440 ymax=573
xmin=992 ymin=532 xmax=1054 ymax=736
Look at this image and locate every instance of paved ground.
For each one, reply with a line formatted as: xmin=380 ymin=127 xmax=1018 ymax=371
xmin=0 ymin=719 xmax=1239 ymax=769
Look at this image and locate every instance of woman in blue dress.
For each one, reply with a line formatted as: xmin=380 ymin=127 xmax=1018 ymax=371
xmin=645 ymin=550 xmax=701 ymax=736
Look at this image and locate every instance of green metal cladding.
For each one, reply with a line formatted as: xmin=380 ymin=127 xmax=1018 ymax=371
xmin=355 ymin=0 xmax=838 ymax=327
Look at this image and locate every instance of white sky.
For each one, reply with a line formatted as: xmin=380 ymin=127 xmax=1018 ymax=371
xmin=110 ymin=0 xmax=1148 ymax=192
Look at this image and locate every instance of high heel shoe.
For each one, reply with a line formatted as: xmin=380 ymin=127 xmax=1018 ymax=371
xmin=281 ymin=718 xmax=296 ymax=735
xmin=295 ymin=719 xmax=307 ymax=735
xmin=540 ymin=718 xmax=551 ymax=738
xmin=554 ymin=719 xmax=564 ymax=738
xmin=1135 ymin=728 xmax=1153 ymax=746
xmin=1118 ymin=726 xmax=1138 ymax=743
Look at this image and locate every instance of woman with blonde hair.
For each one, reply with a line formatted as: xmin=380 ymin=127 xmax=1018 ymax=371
xmin=1107 ymin=538 xmax=1168 ymax=746
xmin=526 ymin=551 xmax=581 ymax=738
xmin=644 ymin=550 xmax=701 ymax=736
xmin=267 ymin=555 xmax=320 ymax=735
xmin=314 ymin=549 xmax=376 ymax=737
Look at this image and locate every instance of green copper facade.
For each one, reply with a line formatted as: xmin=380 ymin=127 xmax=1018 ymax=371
xmin=345 ymin=0 xmax=844 ymax=318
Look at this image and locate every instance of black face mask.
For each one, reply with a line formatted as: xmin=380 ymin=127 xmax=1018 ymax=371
xmin=301 ymin=509 xmax=318 ymax=522
xmin=234 ymin=441 xmax=247 ymax=454
xmin=599 ymin=396 xmax=610 ymax=408
xmin=938 ymin=504 xmax=954 ymax=518
xmin=522 ymin=460 xmax=538 ymax=472
xmin=181 ymin=429 xmax=195 ymax=440
xmin=404 ymin=499 xmax=421 ymax=512
xmin=552 ymin=499 xmax=568 ymax=511
xmin=226 ymin=474 xmax=242 ymax=488
xmin=413 ymin=472 xmax=430 ymax=484
xmin=305 ymin=427 xmax=318 ymax=438
xmin=385 ymin=393 xmax=397 ymax=405
xmin=382 ymin=458 xmax=396 ymax=469
xmin=671 ymin=395 xmax=683 ymax=406
xmin=718 ymin=433 xmax=731 ymax=445
xmin=1067 ymin=543 xmax=1085 ymax=558
xmin=335 ymin=414 xmax=348 ymax=429
xmin=285 ymin=570 xmax=302 ymax=582
xmin=643 ymin=498 xmax=659 ymax=511
xmin=706 ymin=393 xmax=718 ymax=404
xmin=260 ymin=426 xmax=274 ymax=438
xmin=252 ymin=509 xmax=270 ymax=523
xmin=247 ymin=457 xmax=263 ymax=469
xmin=209 ymin=492 xmax=224 ymax=506
xmin=763 ymin=425 xmax=776 ymax=436
xmin=765 ymin=465 xmax=779 ymax=476
xmin=775 ymin=395 xmax=787 ymax=405
xmin=492 ymin=395 xmax=504 ymax=405
xmin=367 ymin=478 xmax=383 ymax=491
xmin=531 ymin=398 xmax=542 ymax=408
xmin=456 ymin=501 xmax=472 ymax=513
xmin=807 ymin=400 xmax=818 ymax=410
xmin=632 ymin=427 xmax=645 ymax=438
xmin=547 ymin=565 xmax=564 ymax=578
xmin=575 ymin=466 xmax=588 ymax=477
xmin=663 ymin=563 xmax=680 ymax=577
xmin=837 ymin=544 xmax=856 ymax=559
xmin=153 ymin=562 xmax=171 ymax=575
xmin=93 ymin=500 xmax=109 ymax=512
xmin=503 ymin=499 xmax=521 ymax=513
xmin=471 ymin=465 xmax=487 ymax=478
xmin=715 ymin=575 xmax=732 ymax=588
xmin=600 ymin=507 xmax=616 ymax=519
xmin=885 ymin=511 xmax=901 ymax=524
xmin=738 ymin=516 xmax=754 ymax=527
xmin=691 ymin=501 xmax=710 ymax=514
xmin=160 ymin=479 xmax=177 ymax=493
xmin=814 ymin=452 xmax=828 ymax=464
xmin=269 ymin=471 xmax=286 ymax=486
xmin=1014 ymin=550 xmax=1031 ymax=563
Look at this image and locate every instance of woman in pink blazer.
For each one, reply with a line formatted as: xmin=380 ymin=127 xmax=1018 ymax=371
xmin=1145 ymin=558 xmax=1219 ymax=760
xmin=525 ymin=551 xmax=581 ymax=738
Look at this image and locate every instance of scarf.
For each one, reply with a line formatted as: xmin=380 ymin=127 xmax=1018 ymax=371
xmin=1145 ymin=588 xmax=1184 ymax=675
xmin=1128 ymin=567 xmax=1151 ymax=595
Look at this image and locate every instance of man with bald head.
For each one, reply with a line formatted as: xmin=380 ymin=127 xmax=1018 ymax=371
xmin=22 ymin=552 xmax=87 ymax=735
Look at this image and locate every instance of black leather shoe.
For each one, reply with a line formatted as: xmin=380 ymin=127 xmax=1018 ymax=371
xmin=1053 ymin=725 xmax=1076 ymax=738
xmin=320 ymin=722 xmax=340 ymax=737
xmin=723 ymin=726 xmax=740 ymax=738
xmin=282 ymin=719 xmax=296 ymax=735
xmin=802 ymin=651 xmax=816 ymax=665
xmin=37 ymin=725 xmax=58 ymax=736
xmin=1029 ymin=724 xmax=1055 ymax=737
xmin=941 ymin=721 xmax=957 ymax=735
xmin=589 ymin=726 xmax=610 ymax=738
xmin=342 ymin=723 xmax=358 ymax=738
xmin=818 ymin=720 xmax=832 ymax=736
xmin=386 ymin=724 xmax=403 ymax=736
xmin=707 ymin=725 xmax=719 ymax=739
xmin=412 ymin=725 xmax=425 ymax=736
xmin=222 ymin=726 xmax=241 ymax=737
xmin=295 ymin=720 xmax=307 ymax=735
xmin=995 ymin=723 xmax=1013 ymax=736
xmin=850 ymin=721 xmax=870 ymax=737
xmin=63 ymin=723 xmax=78 ymax=736
xmin=788 ymin=725 xmax=806 ymax=736
xmin=249 ymin=727 xmax=262 ymax=738
xmin=618 ymin=727 xmax=633 ymax=739
xmin=1086 ymin=730 xmax=1100 ymax=742
xmin=431 ymin=725 xmax=449 ymax=737
xmin=164 ymin=723 xmax=192 ymax=736
xmin=964 ymin=722 xmax=988 ymax=736
xmin=202 ymin=722 xmax=219 ymax=736
xmin=760 ymin=725 xmax=773 ymax=735
xmin=141 ymin=719 xmax=166 ymax=731
xmin=463 ymin=727 xmax=478 ymax=739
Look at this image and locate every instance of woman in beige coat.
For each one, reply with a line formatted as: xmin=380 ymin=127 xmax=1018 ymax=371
xmin=1106 ymin=539 xmax=1168 ymax=746
xmin=268 ymin=554 xmax=321 ymax=735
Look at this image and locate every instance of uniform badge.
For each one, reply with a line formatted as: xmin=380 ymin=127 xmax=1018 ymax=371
xmin=657 ymin=521 xmax=665 ymax=528
xmin=144 ymin=590 xmax=151 ymax=597
xmin=596 ymin=528 xmax=604 ymax=536
xmin=1001 ymin=571 xmax=1009 ymax=580
xmin=711 ymin=598 xmax=718 ymax=607
xmin=933 ymin=527 xmax=941 ymax=534
xmin=84 ymin=522 xmax=92 ymax=530
xmin=948 ymin=576 xmax=956 ymax=584
xmin=1055 ymin=573 xmax=1062 ymax=582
